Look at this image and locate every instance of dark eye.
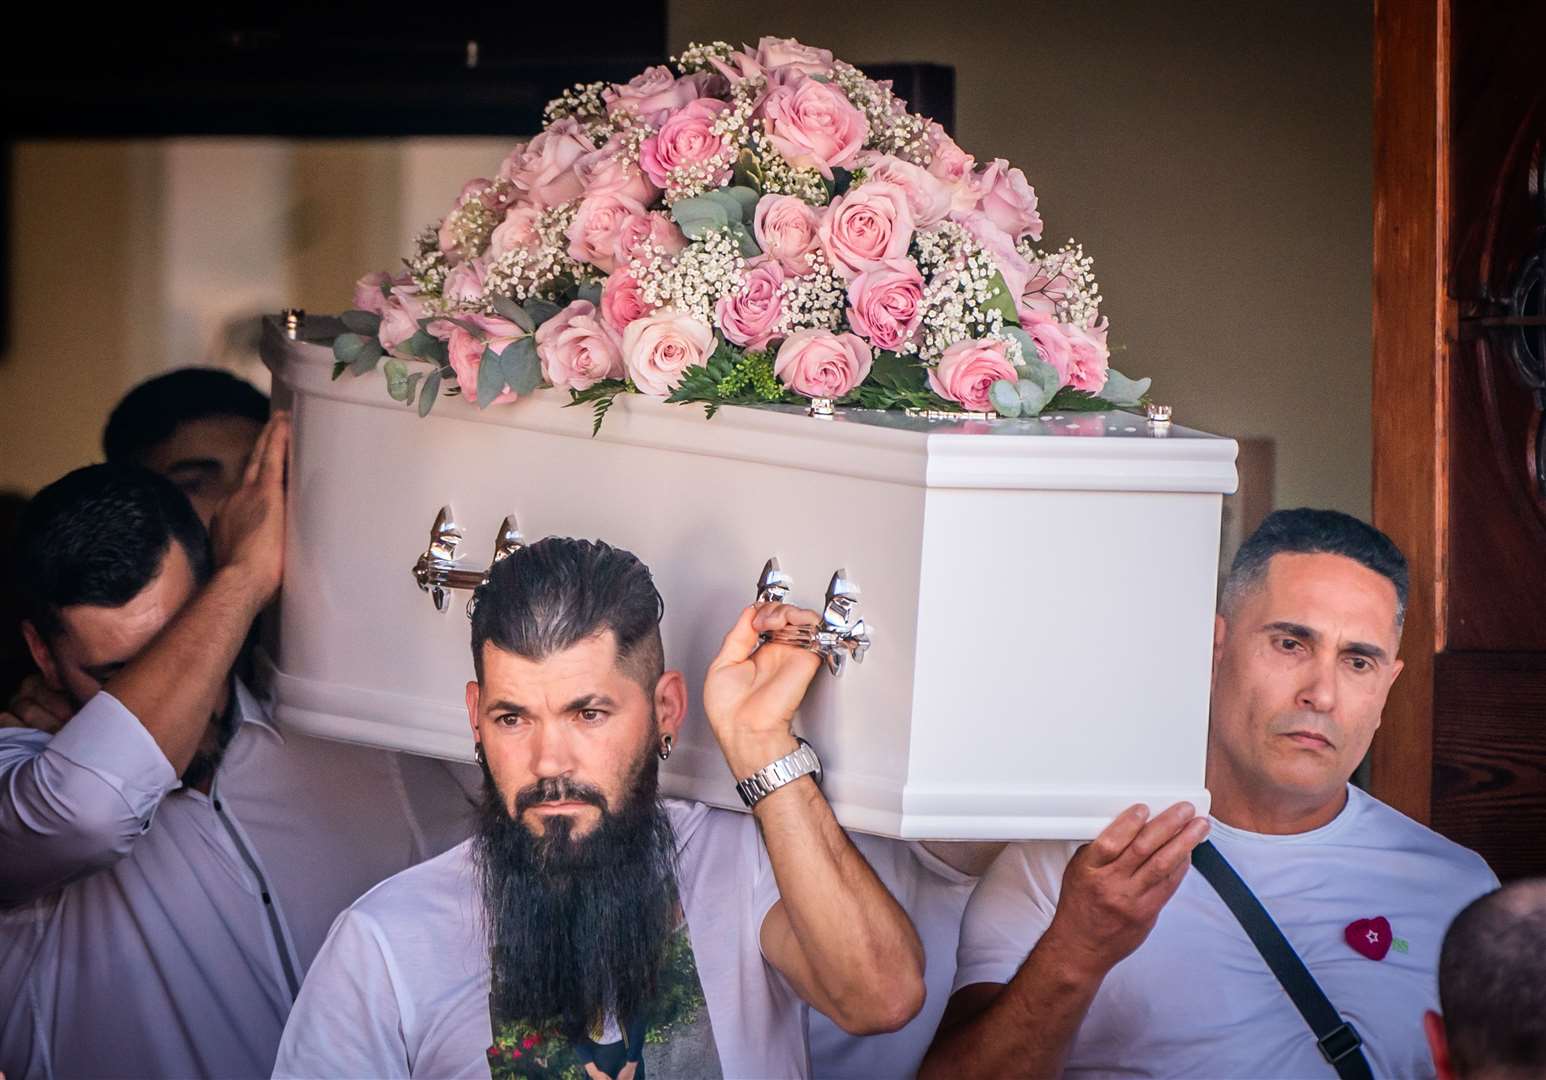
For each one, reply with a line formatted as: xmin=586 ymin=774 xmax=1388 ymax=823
xmin=1347 ymin=656 xmax=1373 ymax=673
xmin=578 ymin=709 xmax=605 ymax=724
xmin=1276 ymin=637 xmax=1305 ymax=653
xmin=494 ymin=713 xmax=525 ymax=728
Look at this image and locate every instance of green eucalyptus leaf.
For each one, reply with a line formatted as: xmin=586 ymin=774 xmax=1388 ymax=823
xmin=402 ymin=371 xmax=425 ymax=406
xmin=1004 ymin=326 xmax=1041 ymax=366
xmin=576 ymin=283 xmax=603 ymax=306
xmin=1099 ymin=368 xmax=1152 ymax=407
xmin=1016 ymin=378 xmax=1053 ymax=415
xmin=502 ymin=337 xmax=543 ymax=396
xmin=671 ymin=195 xmax=731 ymax=237
xmin=333 ymin=332 xmax=372 ymax=364
xmin=830 ymin=167 xmax=854 ymax=197
xmin=477 ymin=345 xmax=508 ymax=408
xmin=988 ymin=379 xmax=1023 ymax=418
xmin=383 ymin=359 xmax=411 ymax=401
xmin=730 ymin=222 xmax=762 ymax=259
xmin=721 ymin=185 xmax=759 ymax=222
xmin=342 ymin=335 xmax=384 ymax=375
xmin=523 ymin=299 xmax=561 ymax=328
xmin=340 ymin=309 xmax=382 ymax=336
xmin=418 ymin=371 xmax=441 ymax=417
xmin=982 ymin=271 xmax=1022 ymax=330
xmin=1021 ymin=355 xmax=1063 ymax=400
xmin=332 ymin=360 xmax=348 ymax=380
xmin=490 ymin=294 xmax=528 ymax=326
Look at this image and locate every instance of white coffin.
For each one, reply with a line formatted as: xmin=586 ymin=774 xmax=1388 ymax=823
xmin=260 ymin=315 xmax=1237 ymax=839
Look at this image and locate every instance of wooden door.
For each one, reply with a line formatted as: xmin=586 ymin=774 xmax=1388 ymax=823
xmin=1372 ymin=0 xmax=1546 ymax=881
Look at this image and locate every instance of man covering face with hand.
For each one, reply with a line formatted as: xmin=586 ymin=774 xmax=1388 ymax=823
xmin=275 ymin=538 xmax=925 ymax=1079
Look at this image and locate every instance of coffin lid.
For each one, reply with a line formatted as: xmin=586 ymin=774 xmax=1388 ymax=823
xmin=263 ymin=315 xmax=1238 ymax=494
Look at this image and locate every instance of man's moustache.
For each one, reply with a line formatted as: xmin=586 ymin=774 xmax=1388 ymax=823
xmin=514 ymin=776 xmax=609 ymax=814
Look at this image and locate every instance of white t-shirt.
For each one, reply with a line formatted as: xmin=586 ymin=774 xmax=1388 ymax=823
xmin=273 ymin=799 xmax=810 ymax=1079
xmin=953 ymin=785 xmax=1499 ymax=1078
xmin=808 ymin=835 xmax=977 ymax=1079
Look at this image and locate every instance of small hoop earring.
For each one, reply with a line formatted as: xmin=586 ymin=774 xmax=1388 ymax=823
xmin=658 ymin=735 xmax=674 ymax=761
xmin=473 ymin=742 xmax=486 ymax=766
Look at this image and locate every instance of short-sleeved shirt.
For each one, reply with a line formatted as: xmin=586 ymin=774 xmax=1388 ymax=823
xmin=953 ymin=785 xmax=1499 ymax=1078
xmin=273 ymin=799 xmax=810 ymax=1079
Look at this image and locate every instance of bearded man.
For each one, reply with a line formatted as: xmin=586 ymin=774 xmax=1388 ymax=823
xmin=274 ymin=537 xmax=926 ymax=1078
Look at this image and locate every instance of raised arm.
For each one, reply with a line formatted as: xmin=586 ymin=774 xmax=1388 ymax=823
xmin=920 ymin=803 xmax=1209 ymax=1078
xmin=702 ymin=602 xmax=925 ymax=1036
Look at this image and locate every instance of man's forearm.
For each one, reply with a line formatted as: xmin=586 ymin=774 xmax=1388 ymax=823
xmin=105 ymin=567 xmax=266 ymax=774
xmin=921 ymin=932 xmax=1104 ymax=1079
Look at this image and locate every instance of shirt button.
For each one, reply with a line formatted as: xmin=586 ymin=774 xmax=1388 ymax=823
xmin=213 ymin=800 xmax=222 ymax=812
xmin=261 ymin=891 xmax=272 ymax=905
xmin=141 ymin=820 xmax=151 ymax=832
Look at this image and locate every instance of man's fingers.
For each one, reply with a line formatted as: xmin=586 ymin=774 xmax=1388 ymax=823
xmin=257 ymin=412 xmax=291 ymax=488
xmin=750 ymin=602 xmax=820 ymax=634
xmin=1137 ymin=815 xmax=1211 ymax=892
xmin=15 ymin=700 xmax=67 ymax=734
xmin=710 ymin=606 xmax=762 ymax=671
xmin=1084 ymin=804 xmax=1151 ymax=868
xmin=1113 ymin=801 xmax=1197 ymax=872
xmin=242 ymin=416 xmax=276 ymax=487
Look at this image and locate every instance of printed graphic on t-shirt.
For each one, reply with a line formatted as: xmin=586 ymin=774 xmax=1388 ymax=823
xmin=486 ymin=925 xmax=722 ymax=1080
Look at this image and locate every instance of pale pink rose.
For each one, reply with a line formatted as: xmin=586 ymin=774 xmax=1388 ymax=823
xmin=753 ymin=195 xmax=823 ymax=276
xmin=1018 ymin=259 xmax=1075 ymax=319
xmin=754 ymin=36 xmax=835 ymax=76
xmin=378 ymin=298 xmax=421 ymax=353
xmin=715 ymin=257 xmax=786 ymax=351
xmin=709 ymin=48 xmax=768 ymax=87
xmin=974 ymin=158 xmax=1043 ymax=242
xmin=819 ymin=182 xmax=915 ymax=280
xmin=574 ymin=135 xmax=660 ymax=205
xmin=951 ymin=209 xmax=1032 ymax=303
xmin=855 ymin=153 xmax=953 ymax=227
xmin=600 ymin=267 xmax=652 ymax=335
xmin=603 ymin=65 xmax=705 ymax=126
xmin=436 ymin=179 xmax=496 ymax=261
xmin=1062 ymin=317 xmax=1111 ymax=393
xmin=566 ymin=192 xmax=647 ymax=275
xmin=639 ymin=98 xmax=731 ymax=190
xmin=928 ymin=338 xmax=1019 ymax=411
xmin=509 ymin=118 xmax=595 ymax=209
xmin=487 ymin=205 xmax=545 ymax=260
xmin=621 ymin=310 xmax=714 ymax=397
xmin=441 ymin=260 xmax=487 ymax=306
xmin=496 ymin=141 xmax=529 ymax=183
xmin=479 ymin=180 xmax=520 ymax=215
xmin=535 ymin=300 xmax=624 ymax=392
xmin=1017 ymin=310 xmax=1074 ymax=386
xmin=760 ymin=77 xmax=869 ymax=179
xmin=846 ymin=259 xmax=925 ymax=351
xmin=613 ymin=210 xmax=687 ymax=268
xmin=352 ymin=271 xmax=393 ymax=316
xmin=774 ymin=329 xmax=873 ymax=398
xmin=448 ymin=314 xmax=525 ymax=406
xmin=926 ymin=122 xmax=979 ymax=211
xmin=388 ymin=281 xmax=430 ymax=322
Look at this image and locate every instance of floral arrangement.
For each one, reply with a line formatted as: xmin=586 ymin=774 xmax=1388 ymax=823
xmin=334 ymin=36 xmax=1149 ymax=430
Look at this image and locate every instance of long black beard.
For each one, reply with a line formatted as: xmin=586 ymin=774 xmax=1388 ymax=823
xmin=473 ymin=742 xmax=679 ymax=1042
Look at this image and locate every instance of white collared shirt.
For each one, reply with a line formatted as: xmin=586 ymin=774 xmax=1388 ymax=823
xmin=0 ymin=683 xmax=479 ymax=1080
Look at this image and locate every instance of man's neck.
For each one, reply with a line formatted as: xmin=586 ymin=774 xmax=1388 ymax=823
xmin=1206 ymin=765 xmax=1349 ymax=835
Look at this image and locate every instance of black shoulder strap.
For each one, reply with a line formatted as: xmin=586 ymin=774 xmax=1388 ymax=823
xmin=1191 ymin=839 xmax=1374 ymax=1080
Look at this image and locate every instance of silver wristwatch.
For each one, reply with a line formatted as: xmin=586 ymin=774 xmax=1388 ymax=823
xmin=735 ymin=737 xmax=822 ymax=809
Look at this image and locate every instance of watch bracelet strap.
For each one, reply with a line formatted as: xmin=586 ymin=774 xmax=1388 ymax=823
xmin=735 ymin=738 xmax=820 ymax=808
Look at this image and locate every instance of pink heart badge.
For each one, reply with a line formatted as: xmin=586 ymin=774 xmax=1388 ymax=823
xmin=1345 ymin=916 xmax=1393 ymax=961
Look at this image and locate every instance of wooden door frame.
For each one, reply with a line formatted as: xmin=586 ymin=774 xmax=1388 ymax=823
xmin=1370 ymin=0 xmax=1451 ymax=824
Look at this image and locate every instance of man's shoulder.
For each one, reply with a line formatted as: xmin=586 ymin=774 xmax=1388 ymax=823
xmin=347 ymin=836 xmax=481 ymax=929
xmin=1347 ymin=786 xmax=1498 ymax=885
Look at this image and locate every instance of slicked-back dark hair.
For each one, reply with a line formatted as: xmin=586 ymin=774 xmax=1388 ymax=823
xmin=1439 ymin=880 xmax=1546 ymax=1076
xmin=1221 ymin=508 xmax=1409 ymax=628
xmin=470 ymin=537 xmax=665 ymax=688
xmin=15 ymin=464 xmax=213 ymax=640
xmin=103 ymin=367 xmax=269 ymax=465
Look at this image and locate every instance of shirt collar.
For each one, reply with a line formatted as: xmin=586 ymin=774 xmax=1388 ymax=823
xmin=231 ymin=677 xmax=282 ymax=741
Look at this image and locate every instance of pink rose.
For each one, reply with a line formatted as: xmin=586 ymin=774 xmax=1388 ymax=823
xmin=1019 ymin=258 xmax=1075 ymax=320
xmin=753 ymin=195 xmax=823 ymax=276
xmin=378 ymin=298 xmax=421 ymax=353
xmin=613 ymin=211 xmax=687 ymax=268
xmin=925 ymin=123 xmax=978 ymax=212
xmin=436 ymin=179 xmax=496 ymax=261
xmin=1017 ymin=310 xmax=1074 ymax=386
xmin=1062 ymin=318 xmax=1111 ymax=393
xmin=388 ymin=281 xmax=430 ymax=322
xmin=639 ymin=99 xmax=731 ymax=190
xmin=441 ymin=260 xmax=487 ymax=306
xmin=928 ymin=338 xmax=1019 ymax=411
xmin=974 ymin=158 xmax=1043 ymax=242
xmin=535 ymin=300 xmax=624 ymax=392
xmin=754 ymin=36 xmax=835 ymax=76
xmin=855 ymin=153 xmax=953 ymax=228
xmin=448 ymin=314 xmax=526 ymax=406
xmin=566 ymin=192 xmax=647 ymax=275
xmin=509 ymin=118 xmax=595 ymax=209
xmin=604 ymin=65 xmax=705 ymax=126
xmin=621 ymin=310 xmax=714 ymax=397
xmin=496 ymin=141 xmax=529 ymax=184
xmin=574 ymin=135 xmax=660 ymax=205
xmin=818 ymin=182 xmax=915 ymax=280
xmin=715 ymin=257 xmax=786 ymax=351
xmin=760 ymin=77 xmax=869 ymax=179
xmin=846 ymin=259 xmax=925 ymax=351
xmin=951 ymin=209 xmax=1032 ymax=303
xmin=600 ymin=266 xmax=653 ymax=335
xmin=352 ymin=271 xmax=393 ymax=316
xmin=774 ymin=329 xmax=873 ymax=399
xmin=488 ymin=205 xmax=545 ymax=261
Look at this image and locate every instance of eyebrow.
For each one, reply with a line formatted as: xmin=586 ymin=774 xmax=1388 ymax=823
xmin=163 ymin=459 xmax=222 ymax=479
xmin=484 ymin=693 xmax=619 ymax=717
xmin=1262 ymin=621 xmax=1389 ymax=663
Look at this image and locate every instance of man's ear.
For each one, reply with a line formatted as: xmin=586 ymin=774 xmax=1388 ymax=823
xmin=20 ymin=621 xmax=62 ymax=690
xmin=1423 ymin=1009 xmax=1455 ymax=1080
xmin=465 ymin=680 xmax=482 ymax=742
xmin=1210 ymin=613 xmax=1228 ymax=682
xmin=654 ymin=670 xmax=687 ymax=740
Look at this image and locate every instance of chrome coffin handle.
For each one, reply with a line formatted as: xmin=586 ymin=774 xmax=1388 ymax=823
xmin=412 ymin=505 xmax=524 ymax=613
xmin=754 ymin=557 xmax=873 ymax=676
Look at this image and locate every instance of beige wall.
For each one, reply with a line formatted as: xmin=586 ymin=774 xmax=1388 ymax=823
xmin=672 ymin=0 xmax=1374 ymax=517
xmin=3 ymin=3 xmax=1371 ymax=518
